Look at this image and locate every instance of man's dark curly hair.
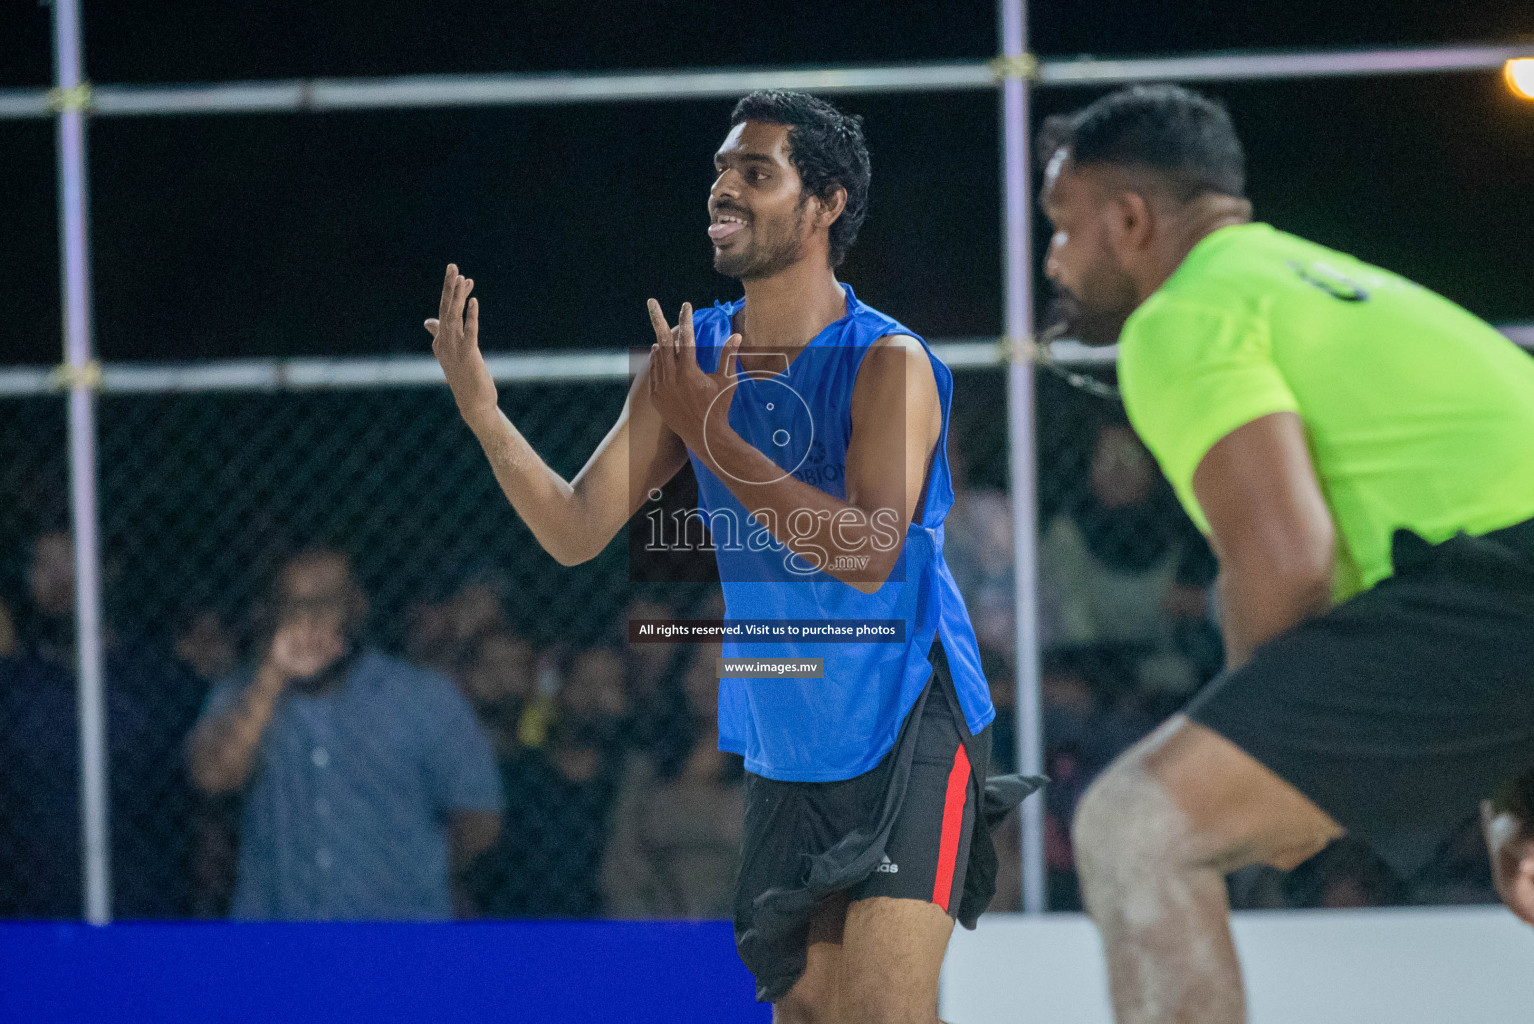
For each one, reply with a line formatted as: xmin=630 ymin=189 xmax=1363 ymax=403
xmin=1038 ymin=84 xmax=1246 ymax=202
xmin=730 ymin=90 xmax=871 ymax=268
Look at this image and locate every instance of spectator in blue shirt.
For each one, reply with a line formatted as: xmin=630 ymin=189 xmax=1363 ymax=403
xmin=186 ymin=547 xmax=502 ymax=920
xmin=0 ymin=529 xmax=204 ymax=919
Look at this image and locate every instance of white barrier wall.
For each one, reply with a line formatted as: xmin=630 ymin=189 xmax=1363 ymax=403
xmin=940 ymin=907 xmax=1534 ymax=1024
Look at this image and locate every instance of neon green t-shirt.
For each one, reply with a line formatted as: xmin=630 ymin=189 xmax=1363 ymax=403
xmin=1119 ymin=222 xmax=1534 ymax=600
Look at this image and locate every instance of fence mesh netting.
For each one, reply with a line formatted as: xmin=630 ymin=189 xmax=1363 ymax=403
xmin=0 ymin=367 xmax=1496 ymax=919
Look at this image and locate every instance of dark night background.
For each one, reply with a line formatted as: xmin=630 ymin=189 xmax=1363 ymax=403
xmin=0 ymin=0 xmax=1529 ymax=927
xmin=0 ymin=1 xmax=1531 ymax=369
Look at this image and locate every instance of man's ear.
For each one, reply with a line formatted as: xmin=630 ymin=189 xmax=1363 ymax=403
xmin=1106 ymin=189 xmax=1154 ymax=257
xmin=815 ymin=186 xmax=848 ymax=229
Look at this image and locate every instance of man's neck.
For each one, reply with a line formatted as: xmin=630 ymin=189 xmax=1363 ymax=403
xmin=736 ymin=260 xmax=848 ymax=358
xmin=1137 ymin=196 xmax=1253 ymax=302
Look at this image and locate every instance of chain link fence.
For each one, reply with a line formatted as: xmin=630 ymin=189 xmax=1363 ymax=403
xmin=0 ymin=358 xmax=1504 ymax=919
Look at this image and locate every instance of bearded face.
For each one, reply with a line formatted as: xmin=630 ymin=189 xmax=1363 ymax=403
xmin=1040 ymin=151 xmax=1144 ymax=347
xmin=713 ymin=191 xmax=811 ymax=281
xmin=1048 ymin=251 xmax=1140 ymax=348
xmin=709 ymin=120 xmax=821 ymax=282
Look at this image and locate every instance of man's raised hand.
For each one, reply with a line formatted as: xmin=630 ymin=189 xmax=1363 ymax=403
xmin=646 ymin=299 xmax=743 ymax=452
xmin=427 ymin=264 xmax=499 ymax=432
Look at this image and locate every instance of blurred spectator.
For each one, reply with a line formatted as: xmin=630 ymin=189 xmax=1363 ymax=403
xmin=1283 ymin=838 xmax=1406 ymax=909
xmin=186 ymin=547 xmax=502 ymax=920
xmin=980 ymin=646 xmax=1159 ymax=913
xmin=603 ymin=642 xmax=744 ymax=918
xmin=618 ymin=595 xmax=700 ymax=765
xmin=466 ymin=644 xmax=627 ymax=918
xmin=174 ymin=610 xmax=239 ymax=685
xmin=0 ymin=530 xmax=204 ymax=918
xmin=942 ymin=432 xmax=1018 ymax=664
xmin=173 ymin=609 xmax=244 ymax=918
xmin=1226 ymin=864 xmax=1289 ymax=911
xmin=1407 ymin=818 xmax=1498 ymax=907
xmin=0 ymin=594 xmax=16 ymax=658
xmin=12 ymin=531 xmax=77 ymax=667
xmin=981 ymin=645 xmax=1160 ymax=912
xmin=458 ymin=629 xmax=538 ymax=760
xmin=405 ymin=566 xmax=510 ymax=678
xmin=1037 ymin=646 xmax=1156 ymax=911
xmin=982 ymin=659 xmax=1025 ymax=911
xmin=1039 ymin=420 xmax=1221 ymax=698
xmin=1043 ymin=744 xmax=1089 ymax=911
xmin=985 ymin=656 xmax=1017 ymax=777
xmin=1041 ymin=646 xmax=1155 ymax=774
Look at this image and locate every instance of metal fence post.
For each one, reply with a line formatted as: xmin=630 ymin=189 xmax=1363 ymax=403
xmin=999 ymin=0 xmax=1047 ymax=915
xmin=53 ymin=0 xmax=113 ymax=925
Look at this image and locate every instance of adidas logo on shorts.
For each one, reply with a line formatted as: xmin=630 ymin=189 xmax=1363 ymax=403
xmin=876 ymin=853 xmax=899 ymax=874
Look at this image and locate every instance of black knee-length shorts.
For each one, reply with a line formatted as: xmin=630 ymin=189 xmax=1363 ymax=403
xmin=731 ymin=638 xmax=1039 ymax=1003
xmin=1186 ymin=517 xmax=1534 ymax=878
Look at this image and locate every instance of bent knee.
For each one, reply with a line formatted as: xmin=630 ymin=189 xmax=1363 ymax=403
xmin=1072 ymin=753 xmax=1193 ymax=879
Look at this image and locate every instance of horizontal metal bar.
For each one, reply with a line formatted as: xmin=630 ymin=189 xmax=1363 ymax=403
xmin=302 ymin=63 xmax=996 ymax=112
xmin=93 ymin=350 xmax=633 ymax=393
xmin=0 ymin=367 xmax=53 ymax=394
xmin=934 ymin=340 xmax=1009 ymax=369
xmin=0 ymin=63 xmax=996 ymax=121
xmin=0 ymin=339 xmax=982 ymax=396
xmin=0 ymin=91 xmax=51 ymax=119
xmin=2 ymin=43 xmax=1531 ymax=121
xmin=1042 ymin=339 xmax=1119 ymax=365
xmin=0 ymin=328 xmax=1527 ymax=397
xmin=1038 ymin=44 xmax=1534 ymax=86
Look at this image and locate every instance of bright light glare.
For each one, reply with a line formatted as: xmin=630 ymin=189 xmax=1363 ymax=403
xmin=1506 ymin=58 xmax=1534 ymax=101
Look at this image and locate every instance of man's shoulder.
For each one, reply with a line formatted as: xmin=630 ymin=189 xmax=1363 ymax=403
xmin=850 ymin=297 xmax=920 ymax=345
xmin=1148 ymin=222 xmax=1289 ymax=305
xmin=847 ymin=292 xmax=928 ymax=364
xmin=864 ymin=332 xmax=924 ymax=356
xmin=852 ymin=332 xmax=938 ymax=405
xmin=1121 ymin=287 xmax=1265 ymax=361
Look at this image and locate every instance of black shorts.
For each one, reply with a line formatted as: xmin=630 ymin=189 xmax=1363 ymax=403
xmin=732 ymin=638 xmax=997 ymax=1004
xmin=1186 ymin=517 xmax=1534 ymax=878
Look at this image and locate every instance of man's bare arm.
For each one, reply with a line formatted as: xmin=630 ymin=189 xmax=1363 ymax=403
xmin=428 ymin=265 xmax=687 ymax=566
xmin=647 ymin=306 xmax=940 ymax=593
xmin=1191 ymin=411 xmax=1336 ymax=670
xmin=841 ymin=335 xmax=943 ymax=583
xmin=186 ymin=662 xmax=288 ymax=794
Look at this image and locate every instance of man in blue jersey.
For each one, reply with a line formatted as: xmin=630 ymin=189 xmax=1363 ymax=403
xmin=427 ymin=90 xmax=1039 ymax=1021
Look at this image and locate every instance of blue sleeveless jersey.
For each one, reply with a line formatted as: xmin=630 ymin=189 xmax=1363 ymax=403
xmin=687 ymin=283 xmax=995 ymax=781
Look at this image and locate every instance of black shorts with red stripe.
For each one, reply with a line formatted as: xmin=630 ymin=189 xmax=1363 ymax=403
xmin=732 ymin=637 xmax=995 ymax=1003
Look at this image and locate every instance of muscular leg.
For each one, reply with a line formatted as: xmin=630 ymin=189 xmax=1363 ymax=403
xmin=774 ymin=892 xmax=847 ymax=1024
xmin=774 ymin=892 xmax=956 ymax=1024
xmin=1072 ymin=715 xmax=1344 ymax=1024
xmin=840 ymin=896 xmax=954 ymax=1024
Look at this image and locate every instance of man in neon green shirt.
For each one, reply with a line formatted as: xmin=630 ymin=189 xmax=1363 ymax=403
xmin=1038 ymin=83 xmax=1534 ymax=1023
